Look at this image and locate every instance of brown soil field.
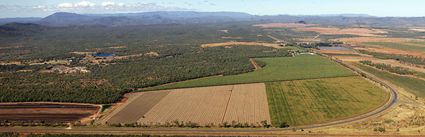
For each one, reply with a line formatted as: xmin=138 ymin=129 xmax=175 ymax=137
xmin=318 ymin=50 xmax=358 ymax=55
xmin=0 ymin=103 xmax=99 ymax=123
xmin=410 ymin=28 xmax=425 ymax=32
xmin=108 ymin=46 xmax=127 ymax=49
xmin=355 ymin=47 xmax=425 ymax=58
xmin=254 ymin=23 xmax=316 ymax=28
xmin=223 ymin=83 xmax=271 ymax=126
xmin=335 ymin=37 xmax=415 ymax=45
xmin=135 ymin=83 xmax=270 ymax=126
xmin=297 ymin=27 xmax=387 ymax=37
xmin=144 ymin=51 xmax=159 ymax=57
xmin=201 ymin=42 xmax=282 ymax=49
xmin=254 ymin=23 xmax=387 ymax=37
xmin=105 ymin=91 xmax=170 ymax=124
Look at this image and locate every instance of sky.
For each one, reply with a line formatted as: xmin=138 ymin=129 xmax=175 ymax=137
xmin=1 ymin=0 xmax=425 ymax=18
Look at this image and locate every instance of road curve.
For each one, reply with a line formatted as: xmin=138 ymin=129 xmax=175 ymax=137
xmin=0 ymin=56 xmax=399 ymax=136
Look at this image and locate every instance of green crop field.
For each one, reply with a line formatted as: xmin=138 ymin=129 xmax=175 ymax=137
xmin=147 ymin=55 xmax=355 ymax=90
xmin=362 ymin=42 xmax=425 ymax=52
xmin=354 ymin=63 xmax=425 ymax=97
xmin=266 ymin=76 xmax=389 ymax=126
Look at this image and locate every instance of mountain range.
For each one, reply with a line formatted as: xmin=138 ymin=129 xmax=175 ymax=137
xmin=0 ymin=11 xmax=424 ymax=27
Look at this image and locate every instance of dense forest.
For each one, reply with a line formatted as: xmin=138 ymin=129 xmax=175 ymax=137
xmin=0 ymin=22 xmax=293 ymax=104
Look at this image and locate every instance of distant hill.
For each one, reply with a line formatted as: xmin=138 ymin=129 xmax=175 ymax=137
xmin=0 ymin=23 xmax=46 ymax=37
xmin=37 ymin=11 xmax=254 ymax=26
xmin=0 ymin=11 xmax=424 ymax=27
xmin=0 ymin=17 xmax=42 ymax=25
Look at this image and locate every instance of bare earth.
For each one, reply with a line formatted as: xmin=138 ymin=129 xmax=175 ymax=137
xmin=105 ymin=91 xmax=170 ymax=124
xmin=201 ymin=42 xmax=282 ymax=49
xmin=223 ymin=83 xmax=271 ymax=125
xmin=105 ymin=83 xmax=270 ymax=126
xmin=254 ymin=23 xmax=387 ymax=37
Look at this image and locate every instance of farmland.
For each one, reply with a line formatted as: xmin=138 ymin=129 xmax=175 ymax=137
xmin=266 ymin=76 xmax=390 ymax=126
xmin=0 ymin=103 xmax=99 ymax=125
xmin=105 ymin=83 xmax=271 ymax=127
xmin=201 ymin=42 xmax=283 ymax=49
xmin=361 ymin=42 xmax=425 ymax=52
xmin=104 ymin=91 xmax=170 ymax=124
xmin=147 ymin=55 xmax=355 ymax=90
xmin=0 ymin=23 xmax=294 ymax=104
xmin=354 ymin=63 xmax=425 ymax=97
xmin=254 ymin=23 xmax=388 ymax=37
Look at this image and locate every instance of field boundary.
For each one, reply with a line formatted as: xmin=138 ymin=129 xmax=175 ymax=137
xmin=141 ymin=75 xmax=357 ymax=92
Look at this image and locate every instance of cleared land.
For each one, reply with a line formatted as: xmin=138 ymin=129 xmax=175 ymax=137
xmin=354 ymin=63 xmax=425 ymax=97
xmin=255 ymin=23 xmax=387 ymax=37
xmin=361 ymin=42 xmax=425 ymax=52
xmin=0 ymin=103 xmax=99 ymax=123
xmin=296 ymin=27 xmax=387 ymax=37
xmin=108 ymin=83 xmax=271 ymax=126
xmin=201 ymin=42 xmax=283 ymax=49
xmin=105 ymin=91 xmax=170 ymax=124
xmin=222 ymin=83 xmax=271 ymax=125
xmin=147 ymin=55 xmax=355 ymax=90
xmin=138 ymin=85 xmax=232 ymax=126
xmin=266 ymin=76 xmax=390 ymax=126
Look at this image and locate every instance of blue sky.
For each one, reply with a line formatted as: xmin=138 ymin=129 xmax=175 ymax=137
xmin=1 ymin=0 xmax=425 ymax=18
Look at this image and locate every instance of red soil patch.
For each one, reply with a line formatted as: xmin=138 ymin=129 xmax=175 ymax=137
xmin=0 ymin=103 xmax=99 ymax=123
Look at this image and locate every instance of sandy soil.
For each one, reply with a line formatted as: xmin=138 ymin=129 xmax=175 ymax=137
xmin=255 ymin=23 xmax=387 ymax=37
xmin=109 ymin=46 xmax=127 ymax=49
xmin=254 ymin=23 xmax=316 ymax=28
xmin=335 ymin=37 xmax=415 ymax=45
xmin=300 ymin=27 xmax=387 ymax=37
xmin=201 ymin=42 xmax=282 ymax=49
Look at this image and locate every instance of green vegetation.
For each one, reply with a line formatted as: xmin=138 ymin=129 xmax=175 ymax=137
xmin=0 ymin=133 xmax=18 ymax=137
xmin=266 ymin=76 xmax=389 ymax=126
xmin=359 ymin=60 xmax=414 ymax=75
xmin=358 ymin=50 xmax=425 ymax=66
xmin=0 ymin=23 xmax=296 ymax=103
xmin=362 ymin=42 xmax=425 ymax=52
xmin=354 ymin=63 xmax=425 ymax=97
xmin=148 ymin=55 xmax=355 ymax=90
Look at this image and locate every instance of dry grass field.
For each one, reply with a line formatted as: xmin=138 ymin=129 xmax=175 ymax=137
xmin=254 ymin=23 xmax=316 ymax=28
xmin=201 ymin=42 xmax=282 ymax=49
xmin=223 ymin=83 xmax=271 ymax=125
xmin=138 ymin=85 xmax=232 ymax=126
xmin=106 ymin=83 xmax=271 ymax=126
xmin=254 ymin=23 xmax=387 ymax=37
xmin=297 ymin=27 xmax=387 ymax=37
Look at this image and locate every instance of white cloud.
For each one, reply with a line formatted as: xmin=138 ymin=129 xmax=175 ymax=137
xmin=57 ymin=3 xmax=73 ymax=9
xmin=75 ymin=1 xmax=96 ymax=8
xmin=101 ymin=2 xmax=116 ymax=7
xmin=25 ymin=1 xmax=192 ymax=16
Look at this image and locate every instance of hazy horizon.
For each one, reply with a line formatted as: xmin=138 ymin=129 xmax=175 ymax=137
xmin=1 ymin=0 xmax=425 ymax=18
